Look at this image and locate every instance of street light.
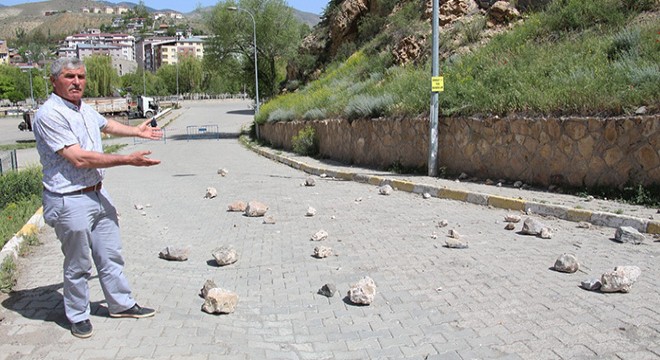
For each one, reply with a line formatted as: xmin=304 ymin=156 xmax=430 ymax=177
xmin=174 ymin=53 xmax=179 ymax=100
xmin=24 ymin=51 xmax=35 ymax=108
xmin=39 ymin=53 xmax=48 ymax=97
xmin=228 ymin=6 xmax=260 ymax=117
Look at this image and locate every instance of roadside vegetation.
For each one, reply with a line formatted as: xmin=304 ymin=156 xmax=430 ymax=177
xmin=0 ymin=167 xmax=42 ymax=250
xmin=257 ymin=0 xmax=659 ymax=123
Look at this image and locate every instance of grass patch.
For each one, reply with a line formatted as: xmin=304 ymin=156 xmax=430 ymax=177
xmin=0 ymin=142 xmax=37 ymax=151
xmin=292 ymin=125 xmax=319 ymax=156
xmin=0 ymin=166 xmax=42 ymax=249
xmin=103 ymin=143 xmax=128 ymax=154
xmin=0 ymin=256 xmax=17 ymax=293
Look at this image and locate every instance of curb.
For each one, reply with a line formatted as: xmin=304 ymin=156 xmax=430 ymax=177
xmin=0 ymin=207 xmax=45 ymax=266
xmin=248 ymin=144 xmax=660 ymax=235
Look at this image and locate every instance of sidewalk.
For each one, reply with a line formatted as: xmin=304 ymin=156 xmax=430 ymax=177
xmin=1 ymin=99 xmax=658 ymax=360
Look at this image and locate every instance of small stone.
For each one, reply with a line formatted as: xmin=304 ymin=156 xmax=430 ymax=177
xmin=553 ymin=253 xmax=579 ymax=273
xmin=485 ymin=179 xmax=494 ymax=185
xmin=614 ymin=226 xmax=645 ymax=245
xmin=635 ymin=106 xmax=647 ymax=115
xmin=134 ymin=204 xmax=144 ymax=210
xmin=204 ymin=187 xmax=218 ymax=199
xmin=504 ymin=223 xmax=516 ymax=230
xmin=140 ymin=211 xmax=147 ymax=216
xmin=320 ymin=173 xmax=327 ymax=178
xmin=422 ymin=192 xmax=431 ymax=199
xmin=348 ymin=276 xmax=377 ymax=305
xmin=521 ymin=218 xmax=546 ymax=236
xmin=200 ymin=279 xmax=218 ymax=298
xmin=227 ymin=201 xmax=247 ymax=212
xmin=201 ymin=288 xmax=238 ymax=314
xmin=504 ymin=214 xmax=522 ymax=223
xmin=378 ymin=184 xmax=393 ymax=195
xmin=458 ymin=172 xmax=469 ymax=180
xmin=318 ymin=283 xmax=336 ymax=297
xmin=445 ymin=238 xmax=469 ymax=249
xmin=437 ymin=219 xmax=448 ymax=228
xmin=355 ymin=197 xmax=363 ymax=203
xmin=306 ymin=207 xmax=317 ymax=217
xmin=577 ymin=222 xmax=592 ymax=229
xmin=313 ymin=246 xmax=332 ymax=258
xmin=263 ymin=216 xmax=276 ymax=224
xmin=217 ymin=168 xmax=228 ymax=176
xmin=540 ymin=228 xmax=553 ymax=239
xmin=158 ymin=246 xmax=189 ymax=261
xmin=600 ymin=266 xmax=641 ymax=293
xmin=211 ymin=246 xmax=238 ymax=266
xmin=245 ymin=201 xmax=268 ymax=217
xmin=311 ymin=230 xmax=328 ymax=241
xmin=513 ymin=180 xmax=523 ymax=188
xmin=305 ymin=176 xmax=316 ymax=186
xmin=585 ymin=195 xmax=594 ymax=202
xmin=581 ymin=278 xmax=601 ymax=291
xmin=496 ymin=182 xmax=502 ymax=187
xmin=448 ymin=229 xmax=461 ymax=239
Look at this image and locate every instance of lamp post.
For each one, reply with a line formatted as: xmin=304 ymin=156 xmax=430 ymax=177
xmin=25 ymin=51 xmax=35 ymax=109
xmin=39 ymin=53 xmax=48 ymax=97
xmin=228 ymin=6 xmax=259 ymax=117
xmin=175 ymin=53 xmax=179 ymax=100
xmin=428 ymin=0 xmax=439 ymax=177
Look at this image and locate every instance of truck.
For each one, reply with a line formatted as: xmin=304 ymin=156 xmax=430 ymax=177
xmin=18 ymin=96 xmax=160 ymax=131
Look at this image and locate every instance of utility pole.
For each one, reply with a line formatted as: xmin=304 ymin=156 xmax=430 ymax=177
xmin=428 ymin=0 xmax=440 ymax=177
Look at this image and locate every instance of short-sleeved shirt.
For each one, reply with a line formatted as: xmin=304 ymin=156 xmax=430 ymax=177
xmin=33 ymin=93 xmax=108 ymax=194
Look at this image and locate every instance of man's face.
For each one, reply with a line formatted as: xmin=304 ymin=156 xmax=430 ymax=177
xmin=51 ymin=67 xmax=86 ymax=104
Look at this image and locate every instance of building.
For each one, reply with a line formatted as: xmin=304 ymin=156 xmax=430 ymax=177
xmin=63 ymin=32 xmax=136 ymax=61
xmin=0 ymin=40 xmax=8 ymax=65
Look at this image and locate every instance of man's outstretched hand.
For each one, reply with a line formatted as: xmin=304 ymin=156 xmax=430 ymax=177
xmin=136 ymin=118 xmax=163 ymax=140
xmin=128 ymin=150 xmax=161 ymax=166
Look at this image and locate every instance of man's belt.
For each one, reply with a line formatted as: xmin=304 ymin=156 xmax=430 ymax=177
xmin=62 ymin=182 xmax=102 ymax=196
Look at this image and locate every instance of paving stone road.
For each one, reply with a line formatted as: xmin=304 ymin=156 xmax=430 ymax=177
xmin=1 ymin=100 xmax=659 ymax=360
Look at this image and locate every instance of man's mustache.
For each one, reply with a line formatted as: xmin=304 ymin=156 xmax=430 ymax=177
xmin=68 ymin=85 xmax=82 ymax=90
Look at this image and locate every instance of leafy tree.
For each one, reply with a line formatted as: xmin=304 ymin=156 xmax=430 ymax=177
xmin=205 ymin=0 xmax=303 ymax=100
xmin=84 ymin=55 xmax=119 ymax=97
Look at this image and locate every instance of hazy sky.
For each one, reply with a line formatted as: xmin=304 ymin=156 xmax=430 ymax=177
xmin=0 ymin=0 xmax=328 ymax=14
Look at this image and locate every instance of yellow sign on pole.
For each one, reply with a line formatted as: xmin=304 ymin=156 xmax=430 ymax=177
xmin=432 ymin=76 xmax=444 ymax=92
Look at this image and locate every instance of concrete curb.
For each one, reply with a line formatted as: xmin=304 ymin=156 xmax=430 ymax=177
xmin=248 ymin=143 xmax=660 ymax=235
xmin=0 ymin=207 xmax=45 ymax=266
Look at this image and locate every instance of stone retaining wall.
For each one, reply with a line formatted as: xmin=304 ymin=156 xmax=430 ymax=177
xmin=259 ymin=115 xmax=660 ymax=188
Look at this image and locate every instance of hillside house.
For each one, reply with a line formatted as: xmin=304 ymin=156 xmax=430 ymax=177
xmin=0 ymin=40 xmax=8 ymax=65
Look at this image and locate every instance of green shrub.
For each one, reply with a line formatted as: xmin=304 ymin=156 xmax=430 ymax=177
xmin=303 ymin=108 xmax=327 ymax=120
xmin=267 ymin=108 xmax=296 ymax=122
xmin=607 ymin=28 xmax=641 ymax=60
xmin=461 ymin=16 xmax=487 ymax=44
xmin=292 ymin=125 xmax=319 ymax=156
xmin=0 ymin=256 xmax=17 ymax=293
xmin=0 ymin=166 xmax=42 ymax=209
xmin=344 ymin=94 xmax=395 ymax=120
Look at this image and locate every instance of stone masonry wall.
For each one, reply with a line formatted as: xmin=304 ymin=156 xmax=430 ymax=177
xmin=259 ymin=115 xmax=660 ymax=188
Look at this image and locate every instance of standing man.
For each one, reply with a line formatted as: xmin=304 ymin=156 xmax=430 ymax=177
xmin=33 ymin=58 xmax=161 ymax=338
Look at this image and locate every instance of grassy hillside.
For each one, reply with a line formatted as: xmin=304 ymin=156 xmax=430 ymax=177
xmin=257 ymin=0 xmax=660 ymax=124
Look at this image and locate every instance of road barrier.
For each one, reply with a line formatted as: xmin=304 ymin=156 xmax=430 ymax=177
xmin=186 ymin=125 xmax=220 ymax=141
xmin=0 ymin=149 xmax=18 ymax=175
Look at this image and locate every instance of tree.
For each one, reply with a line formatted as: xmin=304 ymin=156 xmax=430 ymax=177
xmin=84 ymin=55 xmax=119 ymax=97
xmin=205 ymin=0 xmax=303 ymax=100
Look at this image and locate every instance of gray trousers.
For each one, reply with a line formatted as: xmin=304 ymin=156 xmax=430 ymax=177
xmin=42 ymin=188 xmax=135 ymax=323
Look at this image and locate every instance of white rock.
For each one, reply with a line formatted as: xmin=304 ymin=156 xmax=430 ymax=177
xmin=205 ymin=187 xmax=218 ymax=199
xmin=311 ymin=230 xmax=329 ymax=241
xmin=348 ymin=276 xmax=377 ymax=305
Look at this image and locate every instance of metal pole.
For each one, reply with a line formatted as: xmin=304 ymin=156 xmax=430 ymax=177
xmin=428 ymin=0 xmax=440 ymax=177
xmin=176 ymin=54 xmax=179 ymax=99
xmin=28 ymin=68 xmax=34 ymax=109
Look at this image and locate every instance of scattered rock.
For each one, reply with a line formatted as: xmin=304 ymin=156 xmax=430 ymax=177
xmin=355 ymin=197 xmax=363 ymax=203
xmin=540 ymin=228 xmax=553 ymax=239
xmin=521 ymin=218 xmax=547 ymax=236
xmin=614 ymin=226 xmax=645 ymax=245
xmin=448 ymin=229 xmax=461 ymax=239
xmin=513 ymin=181 xmax=523 ymax=188
xmin=635 ymin=106 xmax=647 ymax=115
xmin=320 ymin=173 xmax=327 ymax=178
xmin=306 ymin=206 xmax=317 ymax=217
xmin=577 ymin=222 xmax=592 ymax=229
xmin=201 ymin=288 xmax=239 ymax=314
xmin=263 ymin=216 xmax=276 ymax=225
xmin=211 ymin=246 xmax=238 ymax=266
xmin=305 ymin=176 xmax=316 ymax=187
xmin=158 ymin=246 xmax=189 ymax=261
xmin=553 ymin=253 xmax=579 ymax=273
xmin=584 ymin=195 xmax=594 ymax=202
xmin=504 ymin=214 xmax=521 ymax=223
xmin=600 ymin=266 xmax=641 ymax=293
xmin=318 ymin=283 xmax=337 ymax=297
xmin=422 ymin=192 xmax=431 ymax=199
xmin=205 ymin=187 xmax=218 ymax=199
xmin=134 ymin=204 xmax=144 ymax=210
xmin=504 ymin=223 xmax=516 ymax=230
xmin=227 ymin=201 xmax=247 ymax=212
xmin=217 ymin=168 xmax=228 ymax=176
xmin=437 ymin=219 xmax=448 ymax=228
xmin=348 ymin=276 xmax=377 ymax=305
xmin=378 ymin=184 xmax=393 ymax=195
xmin=458 ymin=172 xmax=469 ymax=180
xmin=313 ymin=246 xmax=333 ymax=258
xmin=245 ymin=201 xmax=268 ymax=217
xmin=445 ymin=238 xmax=469 ymax=249
xmin=200 ymin=279 xmax=217 ymax=298
xmin=311 ymin=229 xmax=329 ymax=241
xmin=581 ymin=278 xmax=601 ymax=291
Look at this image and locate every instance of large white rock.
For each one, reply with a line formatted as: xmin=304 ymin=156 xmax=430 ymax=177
xmin=201 ymin=288 xmax=238 ymax=314
xmin=600 ymin=266 xmax=641 ymax=293
xmin=348 ymin=276 xmax=377 ymax=305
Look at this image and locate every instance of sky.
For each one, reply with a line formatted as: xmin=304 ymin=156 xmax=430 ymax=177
xmin=0 ymin=0 xmax=328 ymax=14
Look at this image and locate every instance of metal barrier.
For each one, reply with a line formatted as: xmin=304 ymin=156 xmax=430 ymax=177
xmin=0 ymin=150 xmax=18 ymax=175
xmin=186 ymin=125 xmax=220 ymax=141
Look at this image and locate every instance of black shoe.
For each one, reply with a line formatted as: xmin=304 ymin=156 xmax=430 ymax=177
xmin=109 ymin=304 xmax=155 ymax=319
xmin=71 ymin=319 xmax=93 ymax=338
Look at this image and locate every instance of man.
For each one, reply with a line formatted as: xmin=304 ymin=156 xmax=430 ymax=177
xmin=33 ymin=57 xmax=162 ymax=339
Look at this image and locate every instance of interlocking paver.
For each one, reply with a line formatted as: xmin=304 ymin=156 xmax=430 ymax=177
xmin=1 ymin=100 xmax=659 ymax=359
